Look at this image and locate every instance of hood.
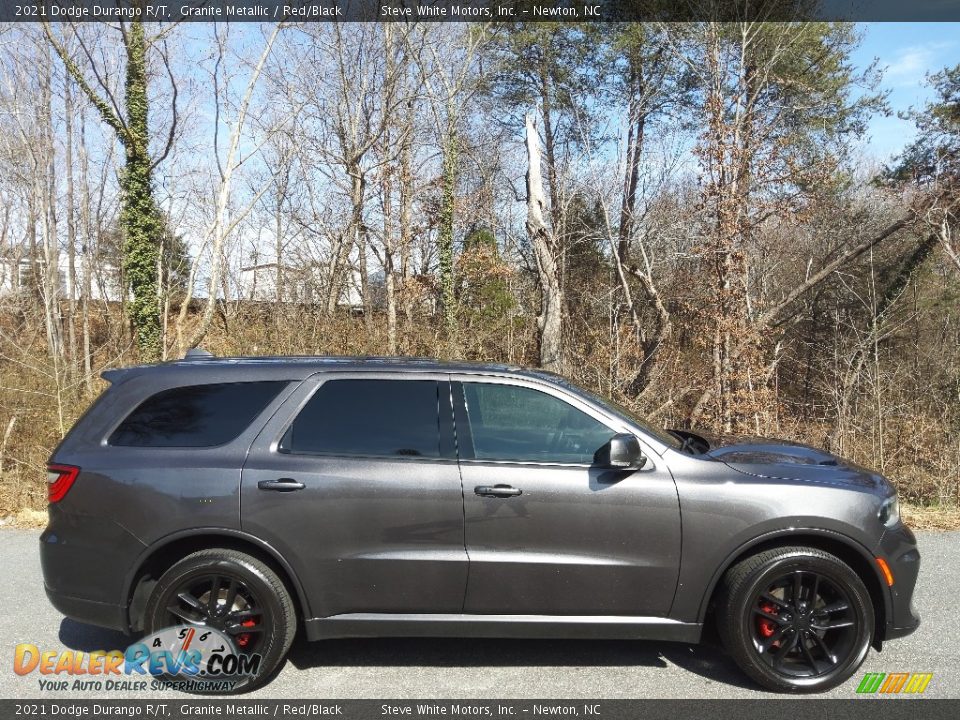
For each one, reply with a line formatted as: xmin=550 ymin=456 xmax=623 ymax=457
xmin=699 ymin=432 xmax=842 ymax=465
xmin=674 ymin=429 xmax=890 ymax=492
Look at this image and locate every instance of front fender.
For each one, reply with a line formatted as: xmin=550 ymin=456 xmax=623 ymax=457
xmin=684 ymin=525 xmax=890 ymax=626
xmin=667 ymin=457 xmax=890 ymax=625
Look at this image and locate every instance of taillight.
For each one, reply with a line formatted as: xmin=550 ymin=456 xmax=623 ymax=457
xmin=47 ymin=464 xmax=80 ymax=503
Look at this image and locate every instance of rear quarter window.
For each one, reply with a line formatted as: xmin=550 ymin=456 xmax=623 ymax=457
xmin=109 ymin=381 xmax=287 ymax=447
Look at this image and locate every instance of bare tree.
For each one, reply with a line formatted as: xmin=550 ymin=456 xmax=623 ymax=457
xmin=176 ymin=24 xmax=283 ymax=353
xmin=525 ymin=114 xmax=563 ymax=372
xmin=44 ymin=17 xmax=180 ymax=360
xmin=291 ymin=25 xmax=406 ymax=319
xmin=409 ymin=24 xmax=487 ymax=338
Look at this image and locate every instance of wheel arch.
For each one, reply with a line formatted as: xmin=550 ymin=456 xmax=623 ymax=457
xmin=123 ymin=528 xmax=311 ymax=633
xmin=698 ymin=528 xmax=890 ymax=648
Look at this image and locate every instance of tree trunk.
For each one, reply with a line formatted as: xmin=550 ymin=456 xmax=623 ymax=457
xmin=358 ymin=222 xmax=372 ymax=331
xmin=79 ymin=110 xmax=93 ymax=391
xmin=525 ymin=114 xmax=563 ymax=372
xmin=617 ymin=64 xmax=644 ymax=264
xmin=399 ymin=105 xmax=414 ymax=330
xmin=538 ymin=63 xmax=562 ymax=240
xmin=327 ymin=167 xmax=365 ymax=315
xmin=40 ymin=48 xmax=63 ymax=365
xmin=64 ymin=73 xmax=78 ymax=385
xmin=27 ymin=195 xmax=39 ymax=300
xmin=383 ymin=152 xmax=397 ymax=354
xmin=275 ymin=199 xmax=284 ymax=304
xmin=438 ymin=121 xmax=458 ymax=339
xmin=120 ymin=22 xmax=163 ymax=360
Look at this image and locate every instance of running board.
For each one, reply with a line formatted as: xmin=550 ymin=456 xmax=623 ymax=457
xmin=304 ymin=613 xmax=702 ymax=643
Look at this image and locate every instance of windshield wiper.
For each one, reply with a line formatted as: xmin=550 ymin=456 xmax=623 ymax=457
xmin=668 ymin=429 xmax=702 ymax=456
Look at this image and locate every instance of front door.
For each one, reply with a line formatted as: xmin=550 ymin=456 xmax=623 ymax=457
xmin=241 ymin=373 xmax=467 ymax=617
xmin=454 ymin=377 xmax=681 ymax=617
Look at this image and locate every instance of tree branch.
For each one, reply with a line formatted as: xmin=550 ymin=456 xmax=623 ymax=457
xmin=150 ymin=39 xmax=179 ymax=173
xmin=938 ymin=216 xmax=960 ymax=274
xmin=759 ymin=214 xmax=912 ymax=329
xmin=42 ymin=23 xmax=127 ymax=141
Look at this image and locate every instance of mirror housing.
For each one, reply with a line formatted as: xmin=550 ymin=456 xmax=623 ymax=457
xmin=596 ymin=433 xmax=646 ymax=470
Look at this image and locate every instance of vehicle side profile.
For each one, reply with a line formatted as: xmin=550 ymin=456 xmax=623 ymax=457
xmin=41 ymin=353 xmax=920 ymax=693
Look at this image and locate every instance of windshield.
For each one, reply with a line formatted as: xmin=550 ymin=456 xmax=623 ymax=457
xmin=545 ymin=376 xmax=684 ymax=451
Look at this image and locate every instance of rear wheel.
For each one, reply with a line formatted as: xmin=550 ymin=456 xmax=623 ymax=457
xmin=144 ymin=548 xmax=296 ymax=693
xmin=716 ymin=546 xmax=874 ymax=693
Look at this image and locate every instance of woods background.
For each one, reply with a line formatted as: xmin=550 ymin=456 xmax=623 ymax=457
xmin=1 ymin=18 xmax=959 ymax=523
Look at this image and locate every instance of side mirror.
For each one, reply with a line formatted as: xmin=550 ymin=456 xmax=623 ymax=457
xmin=596 ymin=433 xmax=646 ymax=470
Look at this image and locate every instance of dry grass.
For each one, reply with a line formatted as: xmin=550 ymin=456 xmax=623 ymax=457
xmin=0 ymin=508 xmax=46 ymax=529
xmin=1 ymin=304 xmax=958 ymax=531
xmin=901 ymin=503 xmax=960 ymax=531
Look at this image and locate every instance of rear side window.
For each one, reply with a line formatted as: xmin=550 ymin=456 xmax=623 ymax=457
xmin=110 ymin=381 xmax=287 ymax=447
xmin=283 ymin=379 xmax=440 ymax=458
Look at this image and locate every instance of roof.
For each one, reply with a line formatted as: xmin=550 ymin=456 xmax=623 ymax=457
xmin=176 ymin=355 xmax=525 ymax=373
xmin=101 ymin=352 xmax=543 ymax=384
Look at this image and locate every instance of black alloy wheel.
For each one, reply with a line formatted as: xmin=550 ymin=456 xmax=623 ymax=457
xmin=750 ymin=569 xmax=859 ymax=678
xmin=165 ymin=573 xmax=267 ymax=653
xmin=717 ymin=546 xmax=874 ymax=693
xmin=144 ymin=548 xmax=296 ymax=693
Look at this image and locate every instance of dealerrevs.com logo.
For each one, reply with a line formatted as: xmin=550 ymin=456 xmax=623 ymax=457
xmin=856 ymin=672 xmax=934 ymax=695
xmin=13 ymin=626 xmax=262 ymax=693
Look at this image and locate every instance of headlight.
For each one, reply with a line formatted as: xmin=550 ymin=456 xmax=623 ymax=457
xmin=879 ymin=496 xmax=900 ymax=527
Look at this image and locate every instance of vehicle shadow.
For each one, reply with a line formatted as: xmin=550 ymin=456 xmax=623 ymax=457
xmin=57 ymin=619 xmax=758 ymax=692
xmin=58 ymin=618 xmax=133 ymax=652
xmin=286 ymin=636 xmax=758 ymax=691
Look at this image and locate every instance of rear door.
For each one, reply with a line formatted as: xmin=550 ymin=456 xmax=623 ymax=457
xmin=240 ymin=373 xmax=467 ymax=617
xmin=454 ymin=376 xmax=681 ymax=617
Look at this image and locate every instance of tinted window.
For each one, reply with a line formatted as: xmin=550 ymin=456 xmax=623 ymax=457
xmin=546 ymin=374 xmax=683 ymax=451
xmin=285 ymin=379 xmax=440 ymax=458
xmin=463 ymin=383 xmax=615 ymax=464
xmin=110 ymin=381 xmax=286 ymax=447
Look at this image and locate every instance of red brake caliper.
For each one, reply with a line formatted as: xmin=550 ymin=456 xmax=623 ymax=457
xmin=758 ymin=600 xmax=778 ymax=640
xmin=236 ymin=618 xmax=257 ymax=648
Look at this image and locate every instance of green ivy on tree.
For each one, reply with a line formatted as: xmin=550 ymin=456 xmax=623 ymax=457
xmin=45 ymin=18 xmax=170 ymax=361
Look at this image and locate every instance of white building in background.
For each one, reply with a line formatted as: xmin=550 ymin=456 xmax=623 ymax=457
xmin=238 ymin=262 xmax=314 ymax=303
xmin=0 ymin=254 xmax=124 ymax=302
xmin=1 ymin=252 xmax=366 ymax=310
xmin=238 ymin=261 xmax=364 ymax=309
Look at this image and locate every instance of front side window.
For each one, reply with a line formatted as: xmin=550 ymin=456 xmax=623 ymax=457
xmin=462 ymin=383 xmax=616 ymax=464
xmin=110 ymin=381 xmax=287 ymax=447
xmin=283 ymin=379 xmax=440 ymax=458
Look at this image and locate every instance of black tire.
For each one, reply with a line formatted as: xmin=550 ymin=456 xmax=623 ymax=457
xmin=144 ymin=548 xmax=296 ymax=693
xmin=716 ymin=546 xmax=874 ymax=693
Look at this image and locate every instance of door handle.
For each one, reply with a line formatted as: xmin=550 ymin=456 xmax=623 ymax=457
xmin=474 ymin=484 xmax=522 ymax=498
xmin=258 ymin=478 xmax=306 ymax=492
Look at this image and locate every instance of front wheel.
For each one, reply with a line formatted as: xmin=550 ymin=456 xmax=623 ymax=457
xmin=716 ymin=546 xmax=874 ymax=693
xmin=143 ymin=548 xmax=296 ymax=693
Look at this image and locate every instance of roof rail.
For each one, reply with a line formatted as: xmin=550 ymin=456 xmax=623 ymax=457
xmin=184 ymin=347 xmax=215 ymax=359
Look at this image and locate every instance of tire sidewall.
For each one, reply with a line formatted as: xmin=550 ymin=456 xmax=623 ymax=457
xmin=731 ymin=552 xmax=874 ymax=693
xmin=144 ymin=556 xmax=289 ymax=692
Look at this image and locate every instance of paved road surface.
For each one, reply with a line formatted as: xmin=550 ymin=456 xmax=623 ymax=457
xmin=2 ymin=529 xmax=957 ymax=699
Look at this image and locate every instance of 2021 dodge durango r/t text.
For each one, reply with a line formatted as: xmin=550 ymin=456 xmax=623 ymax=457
xmin=41 ymin=353 xmax=920 ymax=693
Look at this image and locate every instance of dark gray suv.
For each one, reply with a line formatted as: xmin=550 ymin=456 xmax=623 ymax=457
xmin=41 ymin=353 xmax=920 ymax=693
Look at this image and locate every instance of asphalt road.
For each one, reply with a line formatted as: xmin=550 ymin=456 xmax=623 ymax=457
xmin=2 ymin=529 xmax=957 ymax=699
